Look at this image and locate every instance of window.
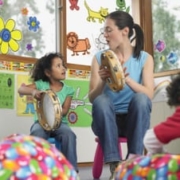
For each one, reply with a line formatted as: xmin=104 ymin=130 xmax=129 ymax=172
xmin=59 ymin=0 xmax=132 ymax=70
xmin=0 ymin=0 xmax=57 ymax=58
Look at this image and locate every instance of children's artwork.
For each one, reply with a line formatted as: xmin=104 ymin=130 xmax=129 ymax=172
xmin=0 ymin=60 xmax=34 ymax=72
xmin=65 ymin=79 xmax=92 ymax=127
xmin=17 ymin=74 xmax=36 ymax=116
xmin=0 ymin=73 xmax=15 ymax=109
xmin=66 ymin=0 xmax=132 ymax=67
xmin=0 ymin=17 xmax=22 ymax=54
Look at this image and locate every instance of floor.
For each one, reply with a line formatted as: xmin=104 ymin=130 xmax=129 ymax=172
xmin=78 ymin=165 xmax=110 ymax=180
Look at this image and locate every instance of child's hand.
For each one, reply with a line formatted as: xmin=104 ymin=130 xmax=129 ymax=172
xmin=32 ymin=89 xmax=45 ymax=101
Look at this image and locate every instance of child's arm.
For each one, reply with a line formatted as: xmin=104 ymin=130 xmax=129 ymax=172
xmin=18 ymin=84 xmax=44 ymax=100
xmin=143 ymin=128 xmax=166 ymax=155
xmin=61 ymin=96 xmax=72 ymax=117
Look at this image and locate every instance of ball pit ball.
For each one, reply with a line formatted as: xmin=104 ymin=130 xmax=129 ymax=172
xmin=0 ymin=134 xmax=79 ymax=180
xmin=115 ymin=154 xmax=180 ymax=180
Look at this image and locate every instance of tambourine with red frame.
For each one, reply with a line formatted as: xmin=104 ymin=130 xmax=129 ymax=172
xmin=36 ymin=89 xmax=62 ymax=131
xmin=101 ymin=50 xmax=125 ymax=92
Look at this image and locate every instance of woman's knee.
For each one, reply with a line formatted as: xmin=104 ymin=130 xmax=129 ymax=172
xmin=130 ymin=93 xmax=152 ymax=110
xmin=93 ymin=94 xmax=113 ymax=112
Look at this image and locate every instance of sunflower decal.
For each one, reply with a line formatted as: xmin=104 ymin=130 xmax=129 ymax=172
xmin=0 ymin=17 xmax=22 ymax=54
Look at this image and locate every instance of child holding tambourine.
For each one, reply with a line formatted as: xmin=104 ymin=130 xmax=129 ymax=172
xmin=18 ymin=52 xmax=78 ymax=173
xmin=144 ymin=75 xmax=180 ymax=154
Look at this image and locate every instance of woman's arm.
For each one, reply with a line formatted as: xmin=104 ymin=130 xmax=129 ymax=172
xmin=88 ymin=56 xmax=109 ymax=103
xmin=62 ymin=96 xmax=72 ymax=116
xmin=125 ymin=54 xmax=154 ymax=99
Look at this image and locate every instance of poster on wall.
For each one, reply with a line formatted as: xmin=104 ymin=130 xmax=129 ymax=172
xmin=65 ymin=79 xmax=92 ymax=127
xmin=66 ymin=0 xmax=132 ymax=66
xmin=17 ymin=74 xmax=36 ymax=117
xmin=0 ymin=73 xmax=15 ymax=109
xmin=16 ymin=74 xmax=92 ymax=127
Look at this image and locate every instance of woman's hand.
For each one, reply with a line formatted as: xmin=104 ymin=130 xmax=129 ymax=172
xmin=98 ymin=65 xmax=110 ymax=81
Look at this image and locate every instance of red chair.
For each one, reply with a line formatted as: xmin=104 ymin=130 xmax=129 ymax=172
xmin=92 ymin=137 xmax=127 ymax=179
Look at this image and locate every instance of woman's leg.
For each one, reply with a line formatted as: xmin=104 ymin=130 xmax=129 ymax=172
xmin=126 ymin=93 xmax=152 ymax=158
xmin=91 ymin=94 xmax=121 ymax=163
xmin=53 ymin=123 xmax=78 ymax=172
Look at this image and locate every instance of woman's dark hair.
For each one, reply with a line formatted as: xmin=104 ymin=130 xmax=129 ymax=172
xmin=166 ymin=74 xmax=180 ymax=106
xmin=30 ymin=52 xmax=65 ymax=82
xmin=106 ymin=11 xmax=144 ymax=59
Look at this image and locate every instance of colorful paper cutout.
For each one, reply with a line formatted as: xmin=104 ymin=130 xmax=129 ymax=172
xmin=67 ymin=32 xmax=91 ymax=56
xmin=0 ymin=17 xmax=22 ymax=54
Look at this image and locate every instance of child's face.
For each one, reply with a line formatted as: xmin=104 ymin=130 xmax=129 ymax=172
xmin=50 ymin=57 xmax=66 ymax=80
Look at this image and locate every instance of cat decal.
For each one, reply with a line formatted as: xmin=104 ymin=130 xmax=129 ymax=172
xmin=84 ymin=0 xmax=109 ymax=23
xmin=67 ymin=32 xmax=91 ymax=56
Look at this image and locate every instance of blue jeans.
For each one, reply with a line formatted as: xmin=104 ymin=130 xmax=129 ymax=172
xmin=30 ymin=121 xmax=78 ymax=171
xmin=91 ymin=93 xmax=152 ymax=163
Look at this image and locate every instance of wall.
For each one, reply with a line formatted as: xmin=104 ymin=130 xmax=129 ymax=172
xmin=0 ymin=71 xmax=180 ymax=163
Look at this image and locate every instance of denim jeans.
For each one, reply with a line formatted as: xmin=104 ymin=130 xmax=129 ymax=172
xmin=91 ymin=93 xmax=152 ymax=163
xmin=30 ymin=121 xmax=78 ymax=171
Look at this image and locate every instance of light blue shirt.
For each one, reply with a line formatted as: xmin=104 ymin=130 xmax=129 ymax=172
xmin=96 ymin=50 xmax=148 ymax=113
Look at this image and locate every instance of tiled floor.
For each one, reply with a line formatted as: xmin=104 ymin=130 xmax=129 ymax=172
xmin=78 ymin=165 xmax=110 ymax=180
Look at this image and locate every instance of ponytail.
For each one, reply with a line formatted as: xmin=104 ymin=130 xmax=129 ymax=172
xmin=131 ymin=23 xmax=144 ymax=59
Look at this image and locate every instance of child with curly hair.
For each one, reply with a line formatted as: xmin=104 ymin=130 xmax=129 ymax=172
xmin=18 ymin=52 xmax=78 ymax=172
xmin=144 ymin=75 xmax=180 ymax=154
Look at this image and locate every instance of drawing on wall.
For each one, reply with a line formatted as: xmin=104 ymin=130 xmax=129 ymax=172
xmin=19 ymin=83 xmax=36 ymax=114
xmin=0 ymin=60 xmax=33 ymax=71
xmin=116 ymin=0 xmax=130 ymax=12
xmin=65 ymin=79 xmax=92 ymax=127
xmin=0 ymin=17 xmax=22 ymax=54
xmin=67 ymin=69 xmax=90 ymax=79
xmin=17 ymin=74 xmax=36 ymax=116
xmin=69 ymin=0 xmax=80 ymax=10
xmin=66 ymin=0 xmax=132 ymax=66
xmin=67 ymin=32 xmax=91 ymax=56
xmin=95 ymin=28 xmax=109 ymax=50
xmin=84 ymin=0 xmax=109 ymax=23
xmin=0 ymin=73 xmax=14 ymax=109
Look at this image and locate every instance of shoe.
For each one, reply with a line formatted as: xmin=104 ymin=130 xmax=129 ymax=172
xmin=109 ymin=162 xmax=120 ymax=180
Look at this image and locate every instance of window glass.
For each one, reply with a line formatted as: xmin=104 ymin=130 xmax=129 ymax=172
xmin=152 ymin=0 xmax=180 ymax=73
xmin=0 ymin=0 xmax=56 ymax=58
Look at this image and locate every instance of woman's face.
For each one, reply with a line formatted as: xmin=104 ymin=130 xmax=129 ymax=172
xmin=103 ymin=18 xmax=124 ymax=51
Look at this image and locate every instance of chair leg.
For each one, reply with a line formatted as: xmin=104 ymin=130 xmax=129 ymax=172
xmin=92 ymin=143 xmax=104 ymax=179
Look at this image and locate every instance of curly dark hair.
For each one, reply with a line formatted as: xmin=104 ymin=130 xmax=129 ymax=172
xmin=30 ymin=52 xmax=66 ymax=82
xmin=166 ymin=74 xmax=180 ymax=106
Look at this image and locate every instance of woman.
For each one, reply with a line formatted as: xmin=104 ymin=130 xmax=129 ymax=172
xmin=88 ymin=11 xmax=154 ymax=180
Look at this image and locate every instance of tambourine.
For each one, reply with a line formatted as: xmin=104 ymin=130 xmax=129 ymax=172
xmin=101 ymin=50 xmax=125 ymax=92
xmin=36 ymin=89 xmax=62 ymax=131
